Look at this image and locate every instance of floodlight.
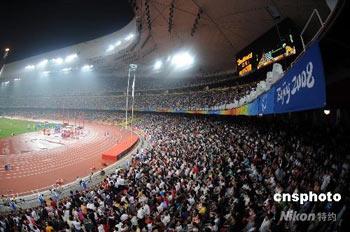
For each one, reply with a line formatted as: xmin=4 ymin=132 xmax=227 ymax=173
xmin=65 ymin=53 xmax=78 ymax=62
xmin=37 ymin=59 xmax=48 ymax=68
xmin=25 ymin=65 xmax=35 ymax=70
xmin=106 ymin=45 xmax=115 ymax=52
xmin=324 ymin=109 xmax=330 ymax=115
xmin=153 ymin=60 xmax=163 ymax=70
xmin=81 ymin=64 xmax=93 ymax=72
xmin=52 ymin=57 xmax=63 ymax=65
xmin=171 ymin=51 xmax=194 ymax=69
xmin=124 ymin=33 xmax=134 ymax=41
xmin=62 ymin=67 xmax=72 ymax=72
xmin=5 ymin=48 xmax=10 ymax=52
xmin=42 ymin=71 xmax=50 ymax=76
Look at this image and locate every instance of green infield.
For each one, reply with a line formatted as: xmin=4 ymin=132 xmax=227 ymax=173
xmin=0 ymin=118 xmax=38 ymax=139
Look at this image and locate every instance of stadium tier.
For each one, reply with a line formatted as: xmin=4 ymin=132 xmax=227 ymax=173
xmin=0 ymin=0 xmax=349 ymax=232
xmin=0 ymin=82 xmax=255 ymax=111
xmin=0 ymin=110 xmax=349 ymax=231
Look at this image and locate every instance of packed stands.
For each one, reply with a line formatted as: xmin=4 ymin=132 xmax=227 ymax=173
xmin=0 ymin=79 xmax=257 ymax=111
xmin=0 ymin=110 xmax=348 ymax=231
xmin=0 ymin=1 xmax=346 ymax=231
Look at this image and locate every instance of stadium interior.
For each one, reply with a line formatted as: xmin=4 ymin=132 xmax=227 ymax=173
xmin=0 ymin=0 xmax=349 ymax=231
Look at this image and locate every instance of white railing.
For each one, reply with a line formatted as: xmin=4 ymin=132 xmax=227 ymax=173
xmin=300 ymin=9 xmax=325 ymax=52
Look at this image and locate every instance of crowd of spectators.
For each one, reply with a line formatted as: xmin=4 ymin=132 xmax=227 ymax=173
xmin=0 ymin=109 xmax=124 ymax=126
xmin=0 ymin=83 xmax=255 ymax=111
xmin=0 ymin=69 xmax=257 ymax=112
xmin=0 ymin=111 xmax=349 ymax=231
xmin=0 ymin=72 xmax=235 ymax=97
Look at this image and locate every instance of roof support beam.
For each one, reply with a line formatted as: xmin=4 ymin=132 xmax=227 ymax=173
xmin=168 ymin=0 xmax=175 ymax=33
xmin=191 ymin=7 xmax=203 ymax=36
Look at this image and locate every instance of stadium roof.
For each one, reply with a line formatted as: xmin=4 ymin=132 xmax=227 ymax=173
xmin=1 ymin=0 xmax=339 ymax=79
xmin=134 ymin=0 xmax=335 ymax=73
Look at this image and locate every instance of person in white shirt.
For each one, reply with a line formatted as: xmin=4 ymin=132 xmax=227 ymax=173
xmin=62 ymin=207 xmax=70 ymax=222
xmin=31 ymin=210 xmax=40 ymax=222
xmin=161 ymin=213 xmax=170 ymax=226
xmin=72 ymin=218 xmax=82 ymax=231
xmin=137 ymin=207 xmax=145 ymax=219
xmin=86 ymin=202 xmax=96 ymax=211
xmin=259 ymin=214 xmax=272 ymax=232
xmin=65 ymin=201 xmax=71 ymax=209
xmin=98 ymin=223 xmax=105 ymax=232
xmin=143 ymin=204 xmax=150 ymax=216
xmin=120 ymin=213 xmax=128 ymax=222
xmin=131 ymin=215 xmax=138 ymax=226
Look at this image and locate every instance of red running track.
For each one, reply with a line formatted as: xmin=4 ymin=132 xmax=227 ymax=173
xmin=0 ymin=122 xmax=138 ymax=196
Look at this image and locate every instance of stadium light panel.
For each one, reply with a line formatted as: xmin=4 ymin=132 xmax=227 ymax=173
xmin=153 ymin=60 xmax=163 ymax=70
xmin=37 ymin=59 xmax=48 ymax=68
xmin=171 ymin=52 xmax=194 ymax=69
xmin=25 ymin=65 xmax=35 ymax=70
xmin=65 ymin=53 xmax=78 ymax=63
xmin=106 ymin=45 xmax=115 ymax=52
xmin=115 ymin=40 xmax=122 ymax=46
xmin=124 ymin=33 xmax=134 ymax=41
xmin=81 ymin=64 xmax=93 ymax=72
xmin=52 ymin=57 xmax=63 ymax=65
xmin=62 ymin=67 xmax=72 ymax=72
xmin=42 ymin=71 xmax=50 ymax=76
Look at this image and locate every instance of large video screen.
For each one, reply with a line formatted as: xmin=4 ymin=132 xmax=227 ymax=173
xmin=236 ymin=18 xmax=299 ymax=77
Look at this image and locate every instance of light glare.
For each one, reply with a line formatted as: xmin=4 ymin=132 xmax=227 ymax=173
xmin=106 ymin=45 xmax=115 ymax=52
xmin=81 ymin=64 xmax=93 ymax=72
xmin=52 ymin=57 xmax=63 ymax=65
xmin=37 ymin=59 xmax=48 ymax=68
xmin=42 ymin=71 xmax=50 ymax=76
xmin=124 ymin=33 xmax=134 ymax=41
xmin=171 ymin=52 xmax=194 ymax=69
xmin=154 ymin=60 xmax=163 ymax=70
xmin=25 ymin=65 xmax=35 ymax=70
xmin=65 ymin=53 xmax=78 ymax=62
xmin=62 ymin=67 xmax=72 ymax=72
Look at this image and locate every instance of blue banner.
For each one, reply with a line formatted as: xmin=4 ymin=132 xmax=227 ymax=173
xmin=273 ymin=42 xmax=326 ymax=113
xmin=249 ymin=98 xmax=259 ymax=115
xmin=145 ymin=42 xmax=326 ymax=116
xmin=258 ymin=86 xmax=275 ymax=115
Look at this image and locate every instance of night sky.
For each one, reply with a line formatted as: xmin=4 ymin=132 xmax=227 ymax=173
xmin=0 ymin=0 xmax=134 ymax=63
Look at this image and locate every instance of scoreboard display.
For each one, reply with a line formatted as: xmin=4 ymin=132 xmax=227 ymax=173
xmin=236 ymin=18 xmax=299 ymax=77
